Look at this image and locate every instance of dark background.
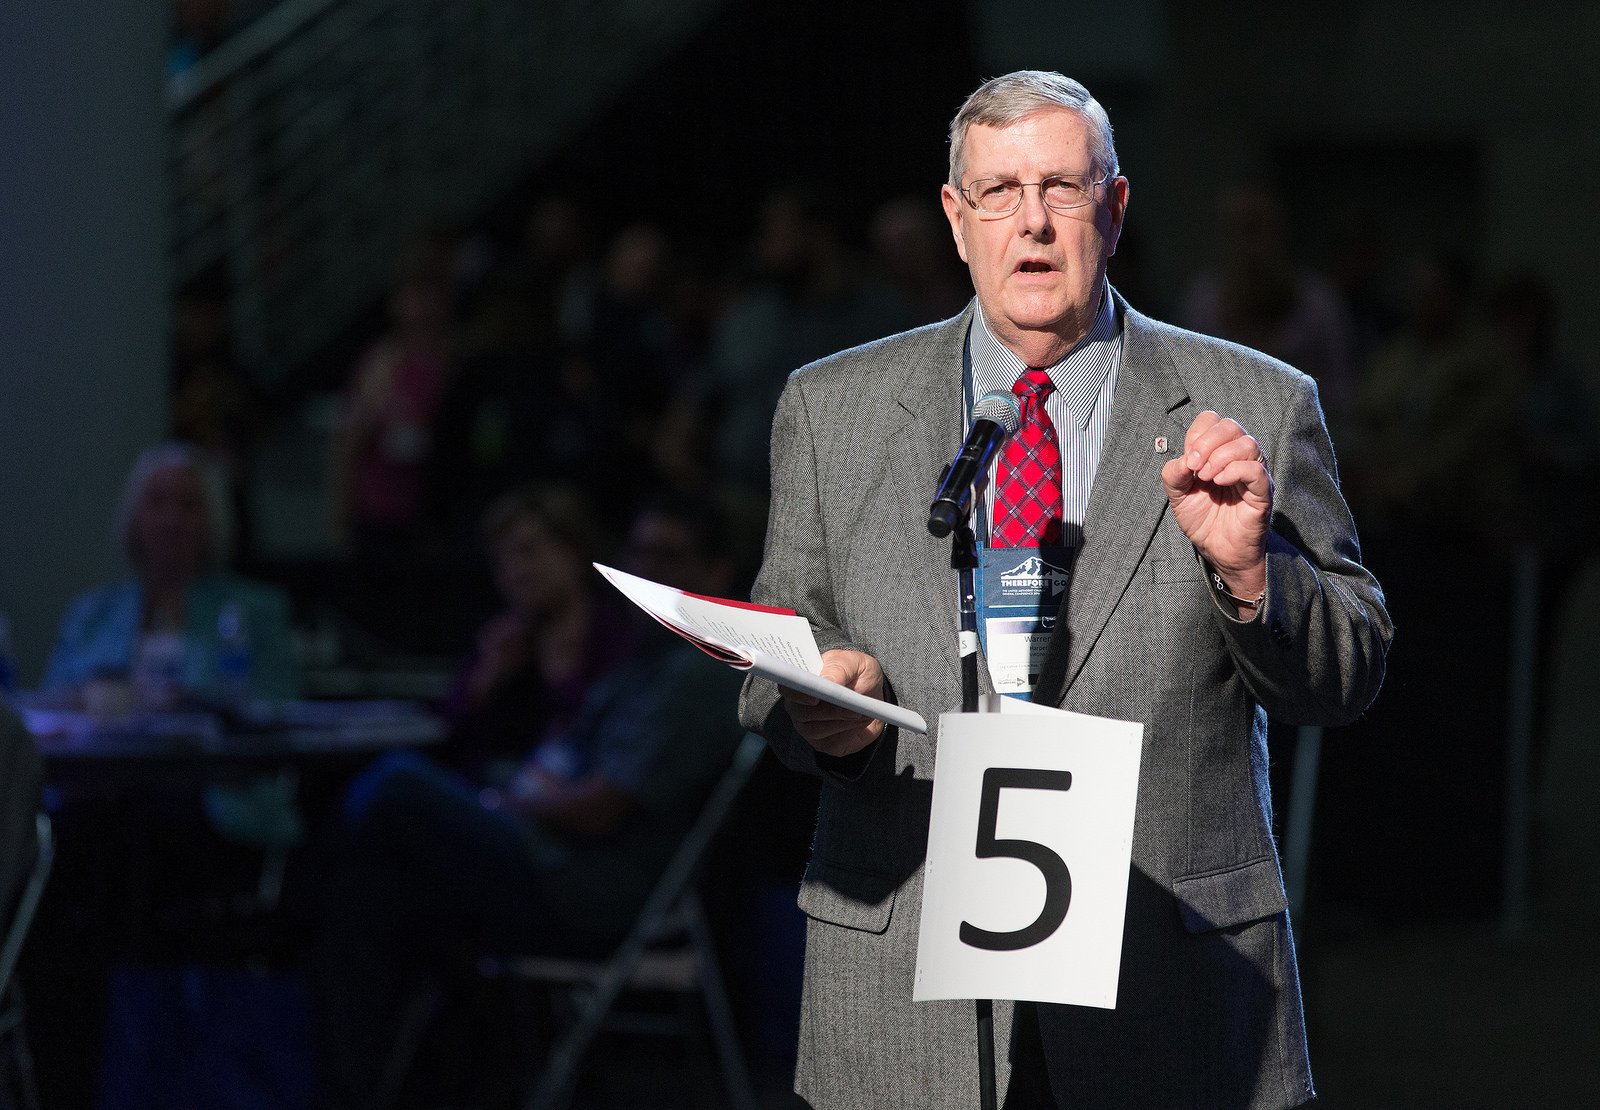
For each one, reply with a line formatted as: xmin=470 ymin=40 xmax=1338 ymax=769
xmin=2 ymin=1 xmax=1598 ymax=1107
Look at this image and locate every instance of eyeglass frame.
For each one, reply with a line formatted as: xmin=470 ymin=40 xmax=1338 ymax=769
xmin=955 ymin=169 xmax=1117 ymax=216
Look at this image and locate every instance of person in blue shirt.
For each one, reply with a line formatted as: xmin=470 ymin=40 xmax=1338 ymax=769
xmin=45 ymin=441 xmax=299 ymax=707
xmin=45 ymin=441 xmax=302 ymax=848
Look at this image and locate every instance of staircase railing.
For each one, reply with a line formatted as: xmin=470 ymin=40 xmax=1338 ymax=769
xmin=169 ymin=0 xmax=726 ymax=383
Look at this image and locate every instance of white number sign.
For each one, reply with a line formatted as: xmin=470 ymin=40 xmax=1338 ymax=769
xmin=913 ymin=704 xmax=1142 ymax=1009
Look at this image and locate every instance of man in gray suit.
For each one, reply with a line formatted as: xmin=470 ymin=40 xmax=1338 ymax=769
xmin=739 ymin=71 xmax=1391 ymax=1108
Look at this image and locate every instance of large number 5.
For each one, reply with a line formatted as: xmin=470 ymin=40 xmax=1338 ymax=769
xmin=958 ymin=767 xmax=1073 ymax=951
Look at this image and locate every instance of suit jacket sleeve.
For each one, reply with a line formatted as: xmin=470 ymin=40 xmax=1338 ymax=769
xmin=1212 ymin=371 xmax=1391 ymax=726
xmin=737 ymin=372 xmax=876 ymax=777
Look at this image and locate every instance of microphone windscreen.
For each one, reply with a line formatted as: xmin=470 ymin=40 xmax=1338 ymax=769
xmin=973 ymin=391 xmax=1022 ymax=435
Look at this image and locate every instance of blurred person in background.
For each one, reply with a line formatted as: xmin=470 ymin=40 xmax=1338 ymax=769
xmin=565 ymin=223 xmax=694 ymax=517
xmin=1343 ymin=249 xmax=1520 ymax=547
xmin=522 ymin=193 xmax=601 ymax=350
xmin=1486 ymin=267 xmax=1597 ymax=552
xmin=44 ymin=441 xmax=302 ymax=857
xmin=1181 ymin=182 xmax=1357 ymax=428
xmin=327 ymin=246 xmax=456 ymax=565
xmin=584 ymin=223 xmax=677 ymax=381
xmin=1323 ymin=205 xmax=1403 ymax=373
xmin=1319 ymin=249 xmax=1523 ymax=917
xmin=313 ymin=494 xmax=746 ymax=1110
xmin=32 ymin=438 xmax=302 ymax=1094
xmin=44 ymin=442 xmax=298 ymax=712
xmin=868 ymin=193 xmax=973 ymax=324
xmin=1486 ymin=267 xmax=1598 ymax=755
xmin=433 ymin=483 xmax=632 ymax=786
xmin=425 ymin=249 xmax=563 ymax=560
xmin=707 ymin=184 xmax=922 ymax=485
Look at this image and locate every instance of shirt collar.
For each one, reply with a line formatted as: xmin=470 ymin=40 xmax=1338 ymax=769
xmin=971 ymin=281 xmax=1121 ymax=429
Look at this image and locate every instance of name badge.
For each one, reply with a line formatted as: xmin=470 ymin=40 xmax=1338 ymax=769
xmin=976 ymin=545 xmax=1074 ymax=698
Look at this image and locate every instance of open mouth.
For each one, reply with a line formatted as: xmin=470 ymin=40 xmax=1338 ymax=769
xmin=1017 ymin=260 xmax=1055 ymax=274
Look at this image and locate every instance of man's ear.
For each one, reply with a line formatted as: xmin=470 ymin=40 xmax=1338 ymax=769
xmin=1103 ymin=177 xmax=1130 ymax=257
xmin=940 ymin=184 xmax=969 ymax=265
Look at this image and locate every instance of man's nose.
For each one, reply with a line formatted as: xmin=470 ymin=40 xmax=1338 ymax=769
xmin=1015 ymin=184 xmax=1054 ymax=239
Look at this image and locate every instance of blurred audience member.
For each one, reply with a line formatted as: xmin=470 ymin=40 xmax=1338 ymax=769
xmin=587 ymin=224 xmax=676 ymax=377
xmin=1320 ymin=253 xmax=1530 ymax=916
xmin=434 ymin=484 xmax=631 ymax=784
xmin=1345 ymin=250 xmax=1521 ymax=545
xmin=1486 ymin=268 xmax=1598 ymax=548
xmin=314 ymin=495 xmax=747 ymax=1110
xmin=648 ymin=386 xmax=720 ymax=498
xmin=868 ymin=194 xmax=971 ymax=323
xmin=660 ymin=249 xmax=721 ymax=373
xmin=1325 ymin=205 xmax=1403 ymax=371
xmin=523 ymin=194 xmax=602 ymax=349
xmin=1181 ymin=183 xmax=1356 ymax=425
xmin=574 ymin=224 xmax=688 ymax=510
xmin=426 ymin=261 xmax=561 ymax=556
xmin=707 ymin=185 xmax=921 ymax=483
xmin=328 ymin=250 xmax=456 ymax=563
xmin=629 ymin=250 xmax=725 ymax=502
xmin=43 ymin=443 xmax=302 ymax=900
xmin=1487 ymin=268 xmax=1598 ymax=745
xmin=45 ymin=442 xmax=299 ymax=710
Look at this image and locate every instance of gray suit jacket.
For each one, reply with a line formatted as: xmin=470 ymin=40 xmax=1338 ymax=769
xmin=740 ymin=294 xmax=1391 ymax=1109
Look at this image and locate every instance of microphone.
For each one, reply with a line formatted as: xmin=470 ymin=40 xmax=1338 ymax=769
xmin=928 ymin=391 xmax=1022 ymax=538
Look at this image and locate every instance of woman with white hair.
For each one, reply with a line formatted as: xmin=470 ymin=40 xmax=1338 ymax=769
xmin=44 ymin=442 xmax=299 ymax=705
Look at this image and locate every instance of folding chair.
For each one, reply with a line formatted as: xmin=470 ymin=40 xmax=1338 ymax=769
xmin=0 ymin=813 xmax=54 ymax=1110
xmin=489 ymin=731 xmax=767 ymax=1110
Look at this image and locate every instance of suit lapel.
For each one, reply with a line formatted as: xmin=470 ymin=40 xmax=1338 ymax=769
xmin=1035 ymin=300 xmax=1194 ymax=707
xmin=881 ymin=304 xmax=995 ymax=701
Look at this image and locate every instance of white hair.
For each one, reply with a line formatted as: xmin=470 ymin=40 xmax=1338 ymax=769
xmin=114 ymin=441 xmax=234 ymax=569
xmin=948 ymin=70 xmax=1120 ymax=186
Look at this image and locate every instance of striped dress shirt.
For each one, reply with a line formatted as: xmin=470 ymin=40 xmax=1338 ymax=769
xmin=968 ymin=283 xmax=1124 ymax=546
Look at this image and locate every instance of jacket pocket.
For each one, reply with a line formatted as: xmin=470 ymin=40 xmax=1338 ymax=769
xmin=1171 ymin=855 xmax=1288 ymax=933
xmin=1148 ymin=552 xmax=1206 ymax=584
xmin=797 ymin=859 xmax=898 ymax=934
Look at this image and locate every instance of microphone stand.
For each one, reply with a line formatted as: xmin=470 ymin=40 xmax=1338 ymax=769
xmin=950 ymin=518 xmax=981 ymax=717
xmin=938 ymin=498 xmax=997 ymax=1110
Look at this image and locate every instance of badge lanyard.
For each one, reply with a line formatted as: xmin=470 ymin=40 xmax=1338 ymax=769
xmin=963 ymin=350 xmax=1074 ymax=700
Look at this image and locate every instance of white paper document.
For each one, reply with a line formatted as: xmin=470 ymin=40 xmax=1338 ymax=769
xmin=914 ymin=705 xmax=1143 ymax=1009
xmin=593 ymin=563 xmax=928 ymax=735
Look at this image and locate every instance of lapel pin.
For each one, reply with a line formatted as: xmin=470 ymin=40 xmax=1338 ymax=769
xmin=1154 ymin=436 xmax=1168 ymax=453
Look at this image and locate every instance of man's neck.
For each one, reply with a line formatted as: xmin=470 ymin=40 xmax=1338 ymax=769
xmin=984 ymin=285 xmax=1107 ymax=369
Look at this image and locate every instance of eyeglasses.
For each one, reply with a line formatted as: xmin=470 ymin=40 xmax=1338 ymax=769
xmin=957 ymin=171 xmax=1113 ymax=215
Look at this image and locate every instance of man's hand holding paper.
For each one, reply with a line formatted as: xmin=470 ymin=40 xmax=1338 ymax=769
xmin=778 ymin=648 xmax=887 ymax=757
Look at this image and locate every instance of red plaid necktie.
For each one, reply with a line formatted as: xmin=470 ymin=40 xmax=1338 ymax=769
xmin=992 ymin=369 xmax=1063 ymax=547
